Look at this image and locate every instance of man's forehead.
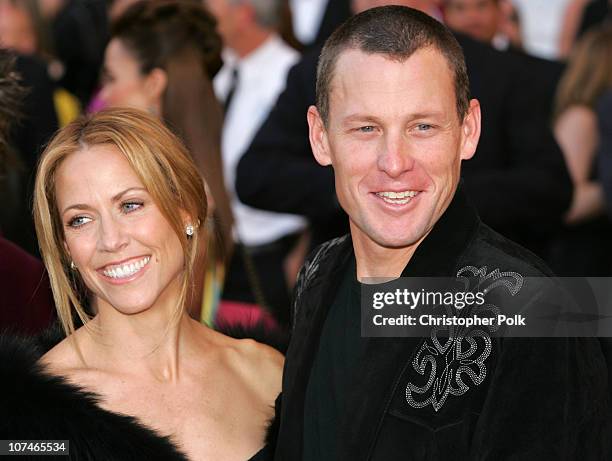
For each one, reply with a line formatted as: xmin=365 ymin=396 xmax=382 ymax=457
xmin=329 ymin=46 xmax=450 ymax=89
xmin=325 ymin=47 xmax=458 ymax=122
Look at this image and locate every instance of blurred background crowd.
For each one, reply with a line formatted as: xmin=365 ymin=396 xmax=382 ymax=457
xmin=1 ymin=0 xmax=612 ymax=336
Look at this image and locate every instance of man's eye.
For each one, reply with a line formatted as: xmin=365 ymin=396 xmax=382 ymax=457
xmin=68 ymin=216 xmax=92 ymax=228
xmin=358 ymin=126 xmax=375 ymax=133
xmin=416 ymin=124 xmax=433 ymax=131
xmin=122 ymin=201 xmax=143 ymax=213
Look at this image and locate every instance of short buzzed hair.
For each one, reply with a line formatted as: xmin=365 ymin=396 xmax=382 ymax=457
xmin=316 ymin=5 xmax=470 ymax=125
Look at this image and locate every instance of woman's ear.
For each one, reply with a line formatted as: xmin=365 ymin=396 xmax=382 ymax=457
xmin=179 ymin=209 xmax=199 ymax=234
xmin=63 ymin=240 xmax=70 ymax=261
xmin=144 ymin=67 xmax=168 ymax=105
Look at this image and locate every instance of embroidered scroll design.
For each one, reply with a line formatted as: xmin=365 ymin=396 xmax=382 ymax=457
xmin=405 ymin=266 xmax=524 ymax=412
xmin=292 ymin=235 xmax=348 ymax=327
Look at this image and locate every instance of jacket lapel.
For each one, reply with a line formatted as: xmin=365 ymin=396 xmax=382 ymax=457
xmin=278 ymin=237 xmax=353 ymax=460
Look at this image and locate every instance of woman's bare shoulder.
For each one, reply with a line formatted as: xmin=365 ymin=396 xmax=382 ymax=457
xmin=195 ymin=324 xmax=284 ymax=400
xmin=230 ymin=337 xmax=284 ymax=402
xmin=39 ymin=328 xmax=90 ymax=376
xmin=556 ymin=105 xmax=597 ymax=130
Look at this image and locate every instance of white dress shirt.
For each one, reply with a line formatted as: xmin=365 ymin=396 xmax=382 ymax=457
xmin=289 ymin=0 xmax=329 ymax=45
xmin=214 ymin=34 xmax=306 ymax=247
xmin=511 ymin=0 xmax=572 ymax=59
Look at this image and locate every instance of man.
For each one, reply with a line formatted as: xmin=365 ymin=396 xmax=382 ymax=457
xmin=208 ymin=0 xmax=307 ymax=322
xmin=236 ymin=0 xmax=572 ymax=259
xmin=273 ymin=6 xmax=608 ymax=460
xmin=444 ymin=0 xmax=565 ymax=118
xmin=443 ymin=0 xmax=519 ymax=50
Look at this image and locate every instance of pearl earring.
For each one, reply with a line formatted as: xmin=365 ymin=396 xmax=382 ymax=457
xmin=70 ymin=261 xmax=76 ymax=270
xmin=185 ymin=224 xmax=194 ymax=237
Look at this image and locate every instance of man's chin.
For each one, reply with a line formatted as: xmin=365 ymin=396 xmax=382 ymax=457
xmin=368 ymin=230 xmax=425 ymax=250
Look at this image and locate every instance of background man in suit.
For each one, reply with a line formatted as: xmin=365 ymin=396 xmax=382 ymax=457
xmin=208 ymin=0 xmax=306 ymax=323
xmin=288 ymin=0 xmax=351 ymax=49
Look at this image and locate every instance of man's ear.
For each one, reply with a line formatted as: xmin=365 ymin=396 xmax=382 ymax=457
xmin=307 ymin=105 xmax=332 ymax=166
xmin=459 ymin=99 xmax=481 ymax=161
xmin=144 ymin=67 xmax=168 ymax=103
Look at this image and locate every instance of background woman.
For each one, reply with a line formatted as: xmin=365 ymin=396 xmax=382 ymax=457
xmin=1 ymin=108 xmax=281 ymax=460
xmin=98 ymin=0 xmax=235 ymax=323
xmin=551 ymin=24 xmax=612 ymax=275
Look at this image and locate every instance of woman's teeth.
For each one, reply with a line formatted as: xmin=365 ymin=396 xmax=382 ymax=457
xmin=102 ymin=256 xmax=150 ymax=279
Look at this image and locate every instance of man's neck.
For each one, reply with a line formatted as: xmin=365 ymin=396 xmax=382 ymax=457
xmin=230 ymin=28 xmax=272 ymax=59
xmin=351 ymin=222 xmax=428 ymax=282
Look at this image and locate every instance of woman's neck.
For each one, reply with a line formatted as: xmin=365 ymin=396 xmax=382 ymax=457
xmin=81 ymin=299 xmax=201 ymax=383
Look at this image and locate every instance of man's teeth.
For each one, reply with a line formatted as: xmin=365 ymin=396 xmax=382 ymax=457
xmin=376 ymin=191 xmax=419 ymax=204
xmin=102 ymin=256 xmax=150 ymax=279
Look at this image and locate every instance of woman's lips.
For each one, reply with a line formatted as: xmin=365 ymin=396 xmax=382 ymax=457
xmin=98 ymin=255 xmax=151 ymax=282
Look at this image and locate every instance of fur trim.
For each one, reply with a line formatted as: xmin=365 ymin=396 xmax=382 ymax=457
xmin=0 ymin=333 xmax=188 ymax=460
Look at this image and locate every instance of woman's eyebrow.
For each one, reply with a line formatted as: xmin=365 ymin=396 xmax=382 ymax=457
xmin=61 ymin=187 xmax=147 ymax=215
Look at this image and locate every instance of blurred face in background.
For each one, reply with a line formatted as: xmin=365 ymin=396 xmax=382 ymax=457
xmin=444 ymin=0 xmax=500 ymax=43
xmin=352 ymin=0 xmax=437 ymax=14
xmin=205 ymin=0 xmax=241 ymax=48
xmin=0 ymin=0 xmax=37 ymax=54
xmin=107 ymin=0 xmax=141 ymax=21
xmin=99 ymin=38 xmax=165 ymax=113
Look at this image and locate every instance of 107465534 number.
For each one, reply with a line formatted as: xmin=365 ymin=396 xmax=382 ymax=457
xmin=0 ymin=440 xmax=69 ymax=455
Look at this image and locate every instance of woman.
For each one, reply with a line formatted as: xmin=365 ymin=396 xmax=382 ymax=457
xmin=1 ymin=108 xmax=282 ymax=460
xmin=98 ymin=0 xmax=235 ymax=323
xmin=551 ymin=25 xmax=612 ymax=275
xmin=552 ymin=26 xmax=612 ymax=276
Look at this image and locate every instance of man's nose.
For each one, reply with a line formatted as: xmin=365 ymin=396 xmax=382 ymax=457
xmin=377 ymin=132 xmax=415 ymax=178
xmin=97 ymin=216 xmax=129 ymax=252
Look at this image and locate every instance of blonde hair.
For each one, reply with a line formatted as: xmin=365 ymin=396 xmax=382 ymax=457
xmin=554 ymin=25 xmax=612 ymax=121
xmin=33 ymin=108 xmax=207 ymax=337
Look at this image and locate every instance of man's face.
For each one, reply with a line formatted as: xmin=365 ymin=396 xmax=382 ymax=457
xmin=444 ymin=0 xmax=500 ymax=43
xmin=205 ymin=0 xmax=240 ymax=47
xmin=308 ymin=48 xmax=480 ymax=251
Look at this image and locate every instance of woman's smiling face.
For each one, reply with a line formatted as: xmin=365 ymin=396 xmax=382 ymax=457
xmin=55 ymin=143 xmax=185 ymax=315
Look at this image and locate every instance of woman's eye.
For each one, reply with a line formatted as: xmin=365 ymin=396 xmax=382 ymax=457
xmin=68 ymin=216 xmax=92 ymax=228
xmin=122 ymin=201 xmax=143 ymax=213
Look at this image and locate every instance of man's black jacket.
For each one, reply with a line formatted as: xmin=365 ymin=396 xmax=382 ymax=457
xmin=236 ymin=34 xmax=572 ymax=255
xmin=273 ymin=189 xmax=609 ymax=460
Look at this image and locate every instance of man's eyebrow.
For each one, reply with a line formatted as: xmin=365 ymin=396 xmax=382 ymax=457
xmin=342 ymin=114 xmax=383 ymax=125
xmin=61 ymin=187 xmax=147 ymax=215
xmin=342 ymin=111 xmax=448 ymax=124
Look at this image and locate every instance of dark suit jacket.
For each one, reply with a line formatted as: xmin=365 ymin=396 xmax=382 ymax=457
xmin=597 ymin=90 xmax=612 ymax=216
xmin=236 ymin=34 xmax=572 ymax=256
xmin=309 ymin=0 xmax=352 ymax=49
xmin=5 ymin=54 xmax=58 ymax=256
